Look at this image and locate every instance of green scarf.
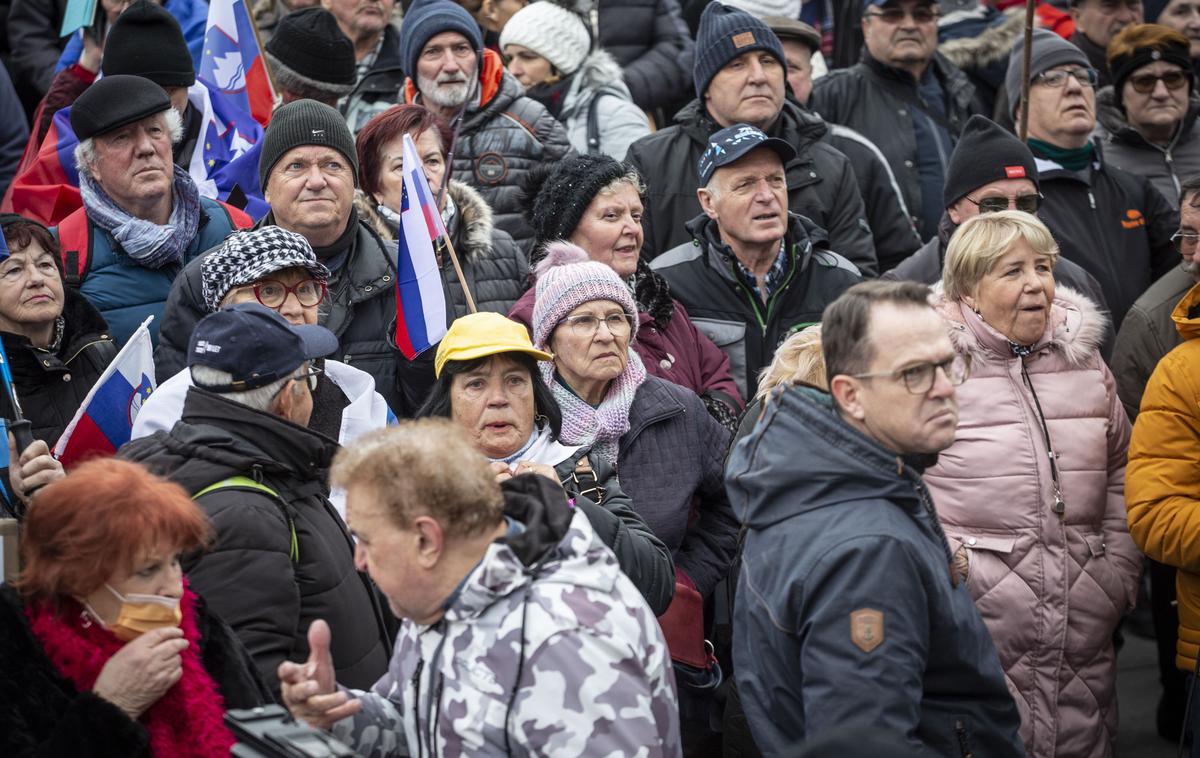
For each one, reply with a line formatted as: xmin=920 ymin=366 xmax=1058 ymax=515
xmin=1028 ymin=139 xmax=1095 ymax=172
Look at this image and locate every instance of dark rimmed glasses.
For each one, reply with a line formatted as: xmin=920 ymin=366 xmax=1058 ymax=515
xmin=863 ymin=6 xmax=939 ymax=24
xmin=249 ymin=278 xmax=327 ymax=309
xmin=965 ymin=193 xmax=1042 ymax=215
xmin=851 ymin=354 xmax=972 ymax=394
xmin=1034 ymin=67 xmax=1099 ymax=89
xmin=1128 ymin=70 xmax=1192 ymax=94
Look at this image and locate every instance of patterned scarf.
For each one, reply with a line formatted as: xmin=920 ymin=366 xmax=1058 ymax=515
xmin=542 ymin=349 xmax=647 ymax=466
xmin=80 ymin=164 xmax=201 ymax=270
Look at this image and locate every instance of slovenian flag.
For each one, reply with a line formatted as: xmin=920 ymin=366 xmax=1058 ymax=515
xmin=54 ymin=317 xmax=156 ymax=468
xmin=394 ymin=133 xmax=448 ymax=360
xmin=199 ymin=0 xmax=273 ymax=127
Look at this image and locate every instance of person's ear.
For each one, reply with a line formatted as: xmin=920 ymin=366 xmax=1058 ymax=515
xmin=697 ymin=187 xmax=719 ymax=220
xmin=961 ymin=289 xmax=978 ymax=313
xmin=271 ymin=379 xmax=296 ymax=418
xmin=947 ymin=201 xmax=964 ymax=226
xmin=413 ymin=515 xmax=445 ymax=569
xmin=829 ymin=374 xmax=867 ymax=422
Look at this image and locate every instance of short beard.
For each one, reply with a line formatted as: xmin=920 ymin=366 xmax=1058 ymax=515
xmin=417 ymin=73 xmax=473 ymax=109
xmin=1184 ymin=259 xmax=1200 ymax=281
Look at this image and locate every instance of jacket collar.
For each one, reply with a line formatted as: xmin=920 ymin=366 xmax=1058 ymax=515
xmin=1 ymin=287 xmax=110 ymax=377
xmin=685 ymin=211 xmax=823 ymax=284
xmin=676 ymin=98 xmax=826 ymax=150
xmin=625 ymin=376 xmax=686 ymax=440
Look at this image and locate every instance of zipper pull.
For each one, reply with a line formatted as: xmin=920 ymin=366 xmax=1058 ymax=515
xmin=1088 ymin=191 xmax=1096 ymax=210
xmin=1052 ymin=488 xmax=1066 ymax=517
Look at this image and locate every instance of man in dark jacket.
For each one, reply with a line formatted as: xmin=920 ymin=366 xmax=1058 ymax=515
xmin=1069 ymin=0 xmax=1143 ymax=86
xmin=598 ymin=0 xmax=695 ymax=119
xmin=342 ymin=24 xmax=404 ymax=134
xmin=121 ymin=303 xmax=393 ymax=696
xmin=650 ymin=124 xmax=860 ymax=400
xmin=398 ymin=0 xmax=570 ymax=252
xmin=627 ymin=3 xmax=877 ymax=274
xmin=726 ymin=280 xmax=1024 ymax=757
xmin=809 ymin=0 xmax=985 ymax=242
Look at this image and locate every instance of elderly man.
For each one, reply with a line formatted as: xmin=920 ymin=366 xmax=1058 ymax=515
xmin=265 ymin=7 xmax=357 ymax=108
xmin=278 ymin=419 xmax=680 ymax=755
xmin=323 ymin=0 xmax=403 ymax=132
xmin=121 ymin=303 xmax=393 ymax=696
xmin=1006 ymin=28 xmax=1177 ymax=327
xmin=628 ymin=3 xmax=876 ymax=273
xmin=727 ymin=280 xmax=1024 ymax=756
xmin=155 ymin=100 xmax=411 ymax=414
xmin=651 ymin=124 xmax=860 ymax=401
xmin=1070 ymin=0 xmax=1144 ymax=86
xmin=397 ymin=0 xmax=570 ymax=251
xmin=51 ymin=75 xmax=248 ymax=347
xmin=810 ymin=0 xmax=985 ymax=242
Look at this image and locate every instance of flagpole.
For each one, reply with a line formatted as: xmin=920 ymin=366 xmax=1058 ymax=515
xmin=247 ymin=1 xmax=278 ymax=102
xmin=1018 ymin=0 xmax=1036 ymax=141
xmin=442 ymin=233 xmax=478 ymax=314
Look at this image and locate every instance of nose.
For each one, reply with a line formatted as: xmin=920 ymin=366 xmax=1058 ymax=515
xmin=441 ymin=51 xmax=462 ymax=74
xmin=1117 ymin=5 xmax=1138 ymax=23
xmin=486 ymin=382 xmax=510 ymax=406
xmin=746 ymin=57 xmax=767 ymax=83
xmin=928 ymin=366 xmax=956 ymax=399
xmin=277 ymin=290 xmax=306 ymax=324
xmin=304 ymin=164 xmax=328 ymax=189
xmin=1153 ymin=78 xmax=1172 ymax=98
xmin=162 ymin=559 xmax=184 ymax=600
xmin=593 ymin=320 xmax=618 ymax=342
xmin=133 ymin=128 xmax=155 ymax=156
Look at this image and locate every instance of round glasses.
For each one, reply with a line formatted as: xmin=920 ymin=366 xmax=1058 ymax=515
xmin=1128 ymin=70 xmax=1192 ymax=94
xmin=249 ymin=279 xmax=327 ymax=309
xmin=966 ymin=193 xmax=1042 ymax=215
xmin=561 ymin=313 xmax=636 ymax=338
xmin=852 ymin=354 xmax=972 ymax=395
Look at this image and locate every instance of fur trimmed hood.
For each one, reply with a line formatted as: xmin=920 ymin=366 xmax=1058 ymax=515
xmin=355 ymin=179 xmax=498 ymax=263
xmin=572 ymin=49 xmax=630 ymax=95
xmin=939 ymin=6 xmax=1026 ymax=71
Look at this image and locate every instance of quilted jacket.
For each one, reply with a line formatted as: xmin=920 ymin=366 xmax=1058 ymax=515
xmin=596 ymin=0 xmax=694 ymax=113
xmin=925 ymin=287 xmax=1139 ymax=758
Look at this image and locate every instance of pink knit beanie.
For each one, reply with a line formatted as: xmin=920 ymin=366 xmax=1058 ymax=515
xmin=531 ymin=241 xmax=639 ymax=350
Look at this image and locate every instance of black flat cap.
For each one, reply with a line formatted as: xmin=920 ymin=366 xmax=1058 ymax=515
xmin=71 ymin=75 xmax=172 ymax=142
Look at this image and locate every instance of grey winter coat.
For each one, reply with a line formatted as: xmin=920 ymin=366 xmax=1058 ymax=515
xmin=1112 ymin=265 xmax=1194 ymax=421
xmin=560 ymin=50 xmax=651 ymax=160
xmin=1095 ymin=87 xmax=1200 ymax=208
xmin=597 ymin=0 xmax=694 ymax=113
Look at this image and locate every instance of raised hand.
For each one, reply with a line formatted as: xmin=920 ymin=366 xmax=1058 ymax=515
xmin=279 ymin=620 xmax=362 ymax=730
xmin=92 ymin=627 xmax=189 ymax=719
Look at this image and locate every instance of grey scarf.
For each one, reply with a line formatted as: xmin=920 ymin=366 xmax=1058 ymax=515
xmin=79 ymin=164 xmax=202 ymax=269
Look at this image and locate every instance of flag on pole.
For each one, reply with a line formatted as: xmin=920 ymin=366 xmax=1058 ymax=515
xmin=54 ymin=317 xmax=156 ymax=468
xmin=394 ymin=132 xmax=448 ymax=360
xmin=199 ymin=0 xmax=273 ymax=127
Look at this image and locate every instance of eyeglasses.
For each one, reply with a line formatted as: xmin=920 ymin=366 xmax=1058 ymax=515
xmin=1128 ymin=70 xmax=1192 ymax=94
xmin=250 ymin=279 xmax=327 ymax=309
xmin=561 ymin=313 xmax=636 ymax=337
xmin=292 ymin=364 xmax=323 ymax=392
xmin=851 ymin=354 xmax=972 ymax=395
xmin=1034 ymin=67 xmax=1099 ymax=89
xmin=965 ymin=193 xmax=1042 ymax=215
xmin=1172 ymin=229 xmax=1200 ymax=252
xmin=863 ymin=6 xmax=939 ymax=24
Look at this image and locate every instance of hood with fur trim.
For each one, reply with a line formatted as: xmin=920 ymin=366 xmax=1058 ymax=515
xmin=939 ymin=6 xmax=1027 ymax=72
xmin=356 ymin=179 xmax=499 ymax=263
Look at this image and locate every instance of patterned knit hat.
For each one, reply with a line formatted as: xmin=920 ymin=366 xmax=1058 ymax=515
xmin=693 ymin=2 xmax=786 ymax=101
xmin=201 ymin=226 xmax=331 ymax=312
xmin=531 ymin=242 xmax=638 ymax=350
xmin=499 ymin=2 xmax=591 ymax=76
xmin=525 ymin=154 xmax=637 ymax=257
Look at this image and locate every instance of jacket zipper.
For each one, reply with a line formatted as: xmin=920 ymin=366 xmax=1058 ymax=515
xmin=1020 ymin=361 xmax=1066 ymax=517
xmin=730 ymin=243 xmax=800 ymax=335
xmin=955 ymin=719 xmax=972 ymax=758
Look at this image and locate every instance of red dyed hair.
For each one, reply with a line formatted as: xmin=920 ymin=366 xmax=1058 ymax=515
xmin=18 ymin=459 xmax=213 ymax=602
xmin=355 ymin=103 xmax=455 ymax=199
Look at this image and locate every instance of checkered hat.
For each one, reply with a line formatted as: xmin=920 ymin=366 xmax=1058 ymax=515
xmin=201 ymin=226 xmax=331 ymax=312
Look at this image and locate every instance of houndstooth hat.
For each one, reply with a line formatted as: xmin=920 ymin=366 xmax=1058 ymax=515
xmin=201 ymin=226 xmax=331 ymax=313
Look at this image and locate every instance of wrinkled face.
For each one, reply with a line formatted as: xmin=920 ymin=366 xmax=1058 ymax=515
xmin=705 ymin=50 xmax=785 ymax=130
xmin=1071 ymin=0 xmax=1143 ymax=47
xmin=963 ymin=239 xmax=1057 ymax=346
xmin=0 ymin=240 xmax=65 ymax=334
xmin=504 ymin=44 xmax=554 ymax=89
xmin=699 ymin=148 xmax=788 ymax=248
xmin=264 ymin=146 xmax=355 ymax=241
xmin=415 ymin=32 xmax=478 ymax=110
xmin=321 ymin=0 xmax=393 ymax=38
xmin=1025 ymin=64 xmax=1097 ymax=147
xmin=347 ymin=486 xmax=437 ymax=621
xmin=861 ymin=0 xmax=939 ymax=71
xmin=569 ymin=183 xmax=643 ymax=279
xmin=947 ymin=177 xmax=1039 ymax=226
xmin=375 ymin=128 xmax=446 ymax=215
xmin=550 ymin=300 xmax=632 ymax=390
xmin=781 ymin=38 xmax=814 ymax=104
xmin=88 ymin=112 xmax=174 ymax=215
xmin=1160 ymin=0 xmax=1200 ymax=58
xmin=1178 ymin=194 xmax=1200 ymax=278
xmin=1123 ymin=61 xmax=1191 ymax=137
xmin=221 ymin=266 xmax=321 ymax=326
xmin=82 ymin=542 xmax=184 ymax=626
xmin=449 ymin=355 xmax=536 ymax=459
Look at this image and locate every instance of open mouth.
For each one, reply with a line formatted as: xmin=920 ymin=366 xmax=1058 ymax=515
xmin=752 ymin=212 xmax=778 ymax=222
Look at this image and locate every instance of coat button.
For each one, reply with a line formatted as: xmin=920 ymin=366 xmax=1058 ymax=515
xmin=364 ymin=285 xmax=373 ymax=292
xmin=967 ymin=537 xmax=977 ymax=546
xmin=809 ymin=171 xmax=817 ymax=179
xmin=898 ymin=108 xmax=907 ymax=117
xmin=904 ymin=160 xmax=914 ymax=169
xmin=382 ymin=275 xmax=392 ymax=282
xmin=62 ymin=373 xmax=71 ymax=382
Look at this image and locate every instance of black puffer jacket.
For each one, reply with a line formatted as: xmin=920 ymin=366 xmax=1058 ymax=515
xmin=597 ymin=0 xmax=694 ymax=114
xmin=625 ymin=98 xmax=877 ymax=274
xmin=120 ymin=389 xmax=393 ymax=696
xmin=5 ymin=0 xmax=68 ymax=95
xmin=4 ymin=287 xmax=117 ymax=447
xmin=154 ymin=215 xmax=406 ymax=413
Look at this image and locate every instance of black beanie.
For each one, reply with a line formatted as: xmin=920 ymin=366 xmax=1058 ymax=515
xmin=258 ymin=100 xmax=360 ymax=190
xmin=266 ymin=8 xmax=356 ymax=89
xmin=942 ymin=115 xmax=1040 ymax=208
xmin=693 ymin=3 xmax=786 ymax=101
xmin=525 ymin=154 xmax=637 ymax=252
xmin=71 ymin=75 xmax=172 ymax=141
xmin=1110 ymin=35 xmax=1193 ymax=109
xmin=102 ymin=0 xmax=195 ymax=88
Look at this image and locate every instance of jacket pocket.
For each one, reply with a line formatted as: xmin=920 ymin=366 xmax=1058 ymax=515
xmin=691 ymin=318 xmax=748 ymax=401
xmin=947 ymin=531 xmax=1017 ymax=601
xmin=1082 ymin=533 xmax=1130 ymax=615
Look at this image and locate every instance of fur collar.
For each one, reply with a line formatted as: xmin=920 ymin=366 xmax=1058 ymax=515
xmin=570 ymin=50 xmax=630 ymax=97
xmin=355 ymin=180 xmax=495 ymax=264
xmin=939 ymin=7 xmax=1026 ymax=71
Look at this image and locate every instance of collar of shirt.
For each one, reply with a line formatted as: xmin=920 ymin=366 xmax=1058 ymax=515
xmin=355 ymin=34 xmax=386 ymax=82
xmin=732 ymin=240 xmax=788 ymax=301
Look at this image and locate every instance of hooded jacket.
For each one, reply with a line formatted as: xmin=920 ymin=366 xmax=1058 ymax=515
xmin=120 ymin=389 xmax=393 ymax=696
xmin=925 ymin=288 xmax=1138 ymax=758
xmin=1112 ymin=265 xmax=1194 ymax=421
xmin=402 ymin=50 xmax=572 ymax=253
xmin=625 ymin=98 xmax=877 ymax=274
xmin=596 ymin=0 xmax=694 ymax=113
xmin=557 ymin=50 xmax=651 ymax=160
xmin=650 ymin=213 xmax=860 ymax=401
xmin=1127 ymin=282 xmax=1200 ymax=674
xmin=330 ymin=475 xmax=681 ymax=757
xmin=1095 ymin=87 xmax=1200 ymax=208
xmin=726 ymin=384 xmax=1024 ymax=757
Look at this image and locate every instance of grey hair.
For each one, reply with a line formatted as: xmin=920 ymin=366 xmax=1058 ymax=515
xmin=74 ymin=107 xmax=184 ymax=180
xmin=598 ymin=168 xmax=646 ymax=198
xmin=190 ymin=364 xmax=294 ymax=413
xmin=701 ymin=175 xmax=721 ymax=203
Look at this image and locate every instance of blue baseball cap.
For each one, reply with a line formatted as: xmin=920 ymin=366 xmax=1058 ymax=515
xmin=188 ymin=302 xmax=338 ymax=392
xmin=697 ymin=124 xmax=797 ymax=186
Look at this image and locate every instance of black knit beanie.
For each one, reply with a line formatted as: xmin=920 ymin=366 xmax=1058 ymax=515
xmin=1110 ymin=35 xmax=1193 ymax=109
xmin=942 ymin=115 xmax=1040 ymax=208
xmin=258 ymin=100 xmax=360 ymax=190
xmin=102 ymin=0 xmax=195 ymax=88
xmin=525 ymin=154 xmax=637 ymax=253
xmin=266 ymin=8 xmax=357 ymax=89
xmin=693 ymin=2 xmax=786 ymax=101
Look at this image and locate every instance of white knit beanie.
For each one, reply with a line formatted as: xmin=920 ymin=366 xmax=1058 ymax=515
xmin=499 ymin=1 xmax=590 ymax=76
xmin=724 ymin=0 xmax=801 ymax=21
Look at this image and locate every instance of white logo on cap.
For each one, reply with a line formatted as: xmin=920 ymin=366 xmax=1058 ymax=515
xmin=312 ymin=128 xmax=326 ymax=139
xmin=194 ymin=340 xmax=222 ymax=355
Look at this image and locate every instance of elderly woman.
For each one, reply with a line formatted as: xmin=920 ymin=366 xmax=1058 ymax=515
xmin=354 ymin=104 xmax=527 ymax=315
xmin=1151 ymin=0 xmax=1200 ymax=74
xmin=1098 ymin=24 xmax=1200 ymax=205
xmin=416 ymin=310 xmax=673 ymax=613
xmin=0 ymin=457 xmax=269 ymax=755
xmin=512 ymin=154 xmax=742 ymax=429
xmin=925 ymin=211 xmax=1140 ymax=757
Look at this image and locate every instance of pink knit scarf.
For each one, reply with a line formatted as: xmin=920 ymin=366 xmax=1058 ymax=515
xmin=542 ymin=349 xmax=647 ymax=466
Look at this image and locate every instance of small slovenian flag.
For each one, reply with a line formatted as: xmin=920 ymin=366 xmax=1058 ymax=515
xmin=199 ymin=0 xmax=273 ymax=127
xmin=393 ymin=133 xmax=448 ymax=360
xmin=54 ymin=317 xmax=156 ymax=468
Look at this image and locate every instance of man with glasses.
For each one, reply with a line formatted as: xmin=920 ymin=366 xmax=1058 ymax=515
xmin=810 ymin=0 xmax=985 ymax=242
xmin=728 ymin=279 xmax=1024 ymax=755
xmin=120 ymin=302 xmax=394 ymax=698
xmin=1005 ymin=27 xmax=1178 ymax=327
xmin=1070 ymin=0 xmax=1144 ymax=86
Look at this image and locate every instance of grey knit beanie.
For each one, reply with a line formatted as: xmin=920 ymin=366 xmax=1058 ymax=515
xmin=258 ymin=99 xmax=359 ymax=190
xmin=693 ymin=2 xmax=786 ymax=101
xmin=1004 ymin=28 xmax=1090 ymax=115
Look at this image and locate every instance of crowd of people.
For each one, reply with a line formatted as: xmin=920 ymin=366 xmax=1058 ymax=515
xmin=6 ymin=0 xmax=1200 ymax=755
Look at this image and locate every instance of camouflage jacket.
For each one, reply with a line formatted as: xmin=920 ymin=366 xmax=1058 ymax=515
xmin=332 ymin=476 xmax=681 ymax=757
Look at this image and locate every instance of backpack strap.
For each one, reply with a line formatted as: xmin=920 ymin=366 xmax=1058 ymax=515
xmin=586 ymin=87 xmax=624 ymax=156
xmin=194 ymin=475 xmax=299 ymax=562
xmin=55 ymin=211 xmax=91 ymax=288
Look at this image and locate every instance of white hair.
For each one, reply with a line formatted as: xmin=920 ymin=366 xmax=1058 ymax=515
xmin=74 ymin=107 xmax=184 ymax=180
xmin=190 ymin=364 xmax=295 ymax=413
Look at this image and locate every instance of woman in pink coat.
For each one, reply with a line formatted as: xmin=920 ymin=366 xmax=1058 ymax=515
xmin=925 ymin=211 xmax=1140 ymax=757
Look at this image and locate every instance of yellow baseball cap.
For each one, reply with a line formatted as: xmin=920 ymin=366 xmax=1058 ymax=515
xmin=434 ymin=312 xmax=554 ymax=378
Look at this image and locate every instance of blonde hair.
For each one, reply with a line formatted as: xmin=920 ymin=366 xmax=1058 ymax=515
xmin=756 ymin=324 xmax=825 ymax=402
xmin=330 ymin=419 xmax=504 ymax=539
xmin=942 ymin=210 xmax=1059 ymax=302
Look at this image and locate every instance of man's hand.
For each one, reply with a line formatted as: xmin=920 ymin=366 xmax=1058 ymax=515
xmin=279 ymin=620 xmax=362 ymax=730
xmin=8 ymin=434 xmax=64 ymax=505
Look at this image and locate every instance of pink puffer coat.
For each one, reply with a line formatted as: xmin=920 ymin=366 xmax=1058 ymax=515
xmin=925 ymin=287 xmax=1139 ymax=758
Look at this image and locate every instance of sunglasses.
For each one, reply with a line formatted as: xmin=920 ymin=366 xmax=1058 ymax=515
xmin=863 ymin=6 xmax=939 ymax=24
xmin=1128 ymin=70 xmax=1192 ymax=94
xmin=965 ymin=193 xmax=1042 ymax=215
